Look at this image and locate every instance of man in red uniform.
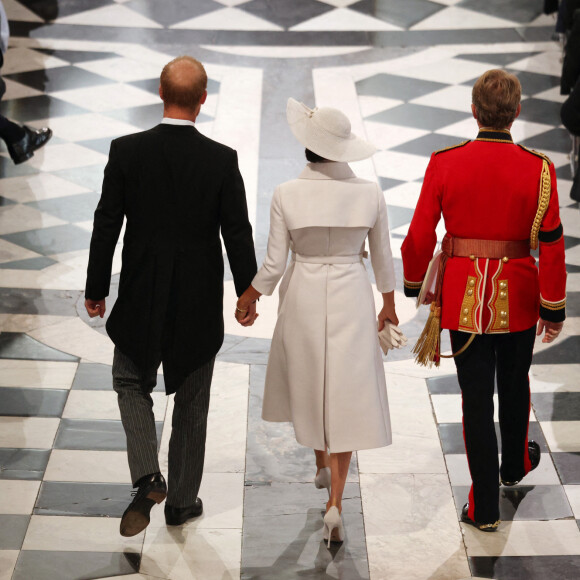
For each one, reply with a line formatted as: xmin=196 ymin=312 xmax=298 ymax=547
xmin=402 ymin=69 xmax=566 ymax=531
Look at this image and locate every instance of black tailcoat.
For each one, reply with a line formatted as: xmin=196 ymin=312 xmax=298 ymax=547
xmin=86 ymin=123 xmax=257 ymax=394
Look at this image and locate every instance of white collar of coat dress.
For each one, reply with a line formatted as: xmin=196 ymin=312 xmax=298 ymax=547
xmin=299 ymin=162 xmax=356 ymax=181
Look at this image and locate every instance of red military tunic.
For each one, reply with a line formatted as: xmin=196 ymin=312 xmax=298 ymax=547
xmin=402 ymin=128 xmax=566 ymax=332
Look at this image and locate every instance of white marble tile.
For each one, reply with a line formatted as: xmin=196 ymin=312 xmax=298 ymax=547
xmin=362 ymin=473 xmax=470 ymax=580
xmin=0 ymin=417 xmax=60 ymax=448
xmin=202 ymin=45 xmax=369 ymax=59
xmin=291 ymin=7 xmax=402 ymax=31
xmin=410 ymin=84 xmax=473 ymax=113
xmin=510 ymin=119 xmax=555 ymax=143
xmin=2 ymin=78 xmax=43 ymax=100
xmin=76 ymin=57 xmax=162 ymax=82
xmin=400 ymin=58 xmax=493 ymax=85
xmin=0 ymin=551 xmax=19 ymax=580
xmin=25 ymin=143 xmax=108 ymax=172
xmin=44 ymin=450 xmax=131 ymax=483
xmin=411 ymin=7 xmax=517 ymax=30
xmin=540 ymin=421 xmax=580 ymax=452
xmin=533 ymin=86 xmax=568 ymax=103
xmin=530 ymin=364 xmax=580 ymax=393
xmin=0 ymin=480 xmax=41 ymax=514
xmin=0 ymin=238 xmax=43 ymax=264
xmin=140 ymin=528 xmax=241 ymax=580
xmin=383 ymin=355 xmax=458 ymax=379
xmin=0 ymin=359 xmax=77 ymax=389
xmin=373 ymin=150 xmax=430 ymax=182
xmin=98 ymin=576 xmax=164 ymax=580
xmin=445 ymin=452 xmax=560 ymax=487
xmin=508 ymin=51 xmax=562 ymax=76
xmin=364 ymin=122 xmax=430 ymax=151
xmin=461 ymin=520 xmax=580 ymax=556
xmin=564 ymin=485 xmax=580 ymax=519
xmin=0 ymin=173 xmax=91 ymax=203
xmin=432 ymin=394 xmax=503 ymax=424
xmin=55 ymin=4 xmax=162 ymax=28
xmin=22 ymin=515 xmax=143 ymax=551
xmin=0 ymin=204 xmax=67 ymax=235
xmin=50 ymin=83 xmax=160 ymax=113
xmin=62 ymin=390 xmax=168 ymax=421
xmin=317 ymin=0 xmax=360 ymax=7
xmin=358 ymin=95 xmax=404 ymax=118
xmin=1 ymin=47 xmax=68 ymax=74
xmin=172 ymin=7 xmax=282 ymax=30
xmin=383 ymin=181 xmax=422 ymax=209
xmin=436 ymin=117 xmax=481 ymax=139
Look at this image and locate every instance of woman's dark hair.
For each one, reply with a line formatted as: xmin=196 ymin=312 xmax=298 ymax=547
xmin=305 ymin=148 xmax=329 ymax=163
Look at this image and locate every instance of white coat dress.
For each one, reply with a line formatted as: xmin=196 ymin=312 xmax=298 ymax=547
xmin=251 ymin=161 xmax=396 ymax=453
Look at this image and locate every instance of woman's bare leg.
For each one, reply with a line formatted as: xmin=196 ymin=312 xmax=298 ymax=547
xmin=327 ymin=451 xmax=352 ymax=512
xmin=314 ymin=449 xmax=330 ymax=476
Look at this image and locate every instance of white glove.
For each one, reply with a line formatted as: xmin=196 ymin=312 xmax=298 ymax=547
xmin=378 ymin=322 xmax=408 ymax=355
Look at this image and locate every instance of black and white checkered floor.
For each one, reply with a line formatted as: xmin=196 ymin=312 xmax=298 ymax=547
xmin=0 ymin=1 xmax=579 ymax=579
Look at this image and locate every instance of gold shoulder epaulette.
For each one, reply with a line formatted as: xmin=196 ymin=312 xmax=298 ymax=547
xmin=434 ymin=141 xmax=470 ymax=155
xmin=517 ymin=144 xmax=552 ymax=165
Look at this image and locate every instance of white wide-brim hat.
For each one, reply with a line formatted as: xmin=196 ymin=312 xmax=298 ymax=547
xmin=286 ymin=98 xmax=376 ymax=162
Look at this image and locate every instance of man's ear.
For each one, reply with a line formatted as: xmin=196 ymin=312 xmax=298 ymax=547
xmin=200 ymin=90 xmax=207 ymax=105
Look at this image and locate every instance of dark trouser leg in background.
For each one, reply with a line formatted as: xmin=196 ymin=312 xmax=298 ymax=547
xmin=451 ymin=331 xmax=499 ymax=524
xmin=0 ymin=114 xmax=25 ymax=144
xmin=496 ymin=326 xmax=536 ymax=483
xmin=167 ymin=357 xmax=215 ymax=508
xmin=112 ymin=347 xmax=161 ymax=486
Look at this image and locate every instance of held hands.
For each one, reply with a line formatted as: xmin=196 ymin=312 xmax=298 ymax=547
xmin=85 ymin=298 xmax=106 ymax=318
xmin=235 ymin=285 xmax=262 ymax=327
xmin=537 ymin=319 xmax=564 ymax=343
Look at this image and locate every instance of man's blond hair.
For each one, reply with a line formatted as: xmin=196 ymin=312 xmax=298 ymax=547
xmin=472 ymin=69 xmax=521 ymax=129
xmin=160 ymin=56 xmax=207 ymax=111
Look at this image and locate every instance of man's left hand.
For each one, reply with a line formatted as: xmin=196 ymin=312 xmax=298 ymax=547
xmin=85 ymin=298 xmax=106 ymax=318
xmin=235 ymin=301 xmax=258 ymax=327
xmin=537 ymin=319 xmax=564 ymax=343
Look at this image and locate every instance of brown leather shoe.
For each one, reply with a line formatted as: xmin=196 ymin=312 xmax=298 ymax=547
xmin=120 ymin=472 xmax=167 ymax=537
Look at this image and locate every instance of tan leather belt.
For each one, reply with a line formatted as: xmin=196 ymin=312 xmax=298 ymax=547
xmin=442 ymin=234 xmax=530 ymax=260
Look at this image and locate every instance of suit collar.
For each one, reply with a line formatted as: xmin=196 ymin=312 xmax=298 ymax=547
xmin=298 ymin=162 xmax=356 ymax=180
xmin=475 ymin=128 xmax=514 ymax=143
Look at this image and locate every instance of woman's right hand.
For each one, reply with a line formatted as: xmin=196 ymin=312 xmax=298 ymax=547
xmin=378 ymin=290 xmax=399 ymax=330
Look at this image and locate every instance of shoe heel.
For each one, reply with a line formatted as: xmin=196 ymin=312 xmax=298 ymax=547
xmin=323 ymin=506 xmax=344 ymax=548
xmin=147 ymin=490 xmax=167 ymax=504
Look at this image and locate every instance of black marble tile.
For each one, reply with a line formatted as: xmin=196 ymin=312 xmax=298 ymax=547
xmin=125 ymin=0 xmax=220 ymax=27
xmin=366 ymin=103 xmax=470 ymax=131
xmin=5 ymin=67 xmax=114 ymax=93
xmin=520 ymin=128 xmax=571 ymax=154
xmin=439 ymin=422 xmax=549 ymax=455
xmin=371 ymin=28 xmax=523 ymax=48
xmin=0 ymin=387 xmax=68 ymax=417
xmin=75 ymin=137 xmax=115 ymax=155
xmin=0 ymin=515 xmax=30 ymax=549
xmin=469 ymin=555 xmax=580 ymax=579
xmin=218 ymin=337 xmax=272 ymax=366
xmin=0 ymin=257 xmax=57 ymax=270
xmin=565 ymin=291 xmax=580 ymax=316
xmin=456 ymin=51 xmax=543 ymax=67
xmin=71 ymin=361 xmax=165 ymax=392
xmin=352 ymin=0 xmax=444 ymax=29
xmin=0 ymin=195 xmax=16 ymax=206
xmin=12 ymin=550 xmax=140 ymax=580
xmin=242 ymin=0 xmax=334 ymax=30
xmin=392 ymin=133 xmax=470 ymax=156
xmin=2 ymin=224 xmax=93 ymax=255
xmin=386 ymin=205 xmax=414 ymax=230
xmin=0 ymin=155 xmax=39 ymax=178
xmin=103 ymin=103 xmax=164 ymax=130
xmin=426 ymin=374 xmax=460 ymax=394
xmin=0 ymin=95 xmax=89 ymax=122
xmin=532 ymin=392 xmax=580 ymax=421
xmin=378 ymin=176 xmax=406 ymax=191
xmin=52 ymin=165 xmax=106 ymax=192
xmin=557 ymin=162 xmax=573 ymax=181
xmin=552 ymin=452 xmax=580 ymax=484
xmin=459 ymin=0 xmax=543 ymax=24
xmin=453 ymin=484 xmax=573 ymax=521
xmin=0 ymin=287 xmax=81 ymax=316
xmin=35 ymin=481 xmax=133 ymax=517
xmin=517 ymin=98 xmax=563 ymax=125
xmin=0 ymin=448 xmax=50 ymax=480
xmin=0 ymin=332 xmax=78 ymax=362
xmin=54 ymin=418 xmax=163 ymax=451
xmin=32 ymin=48 xmax=120 ymax=64
xmin=357 ymin=73 xmax=447 ymax=101
xmin=505 ymin=69 xmax=561 ymax=96
xmin=532 ymin=336 xmax=580 ymax=365
xmin=26 ymin=191 xmax=101 ymax=222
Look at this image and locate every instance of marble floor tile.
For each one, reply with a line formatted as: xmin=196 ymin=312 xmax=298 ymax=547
xmin=0 ymin=550 xmax=19 ymax=580
xmin=0 ymin=204 xmax=66 ymax=236
xmin=70 ymin=362 xmax=114 ymax=390
xmin=530 ymin=364 xmax=580 ymax=393
xmin=468 ymin=555 xmax=580 ymax=580
xmin=12 ymin=550 xmax=141 ymax=580
xmin=0 ymin=417 xmax=60 ymax=448
xmin=44 ymin=450 xmax=131 ymax=483
xmin=552 ymin=453 xmax=580 ymax=484
xmin=22 ymin=515 xmax=143 ymax=551
xmin=0 ymin=239 xmax=43 ymax=265
xmin=540 ymin=421 xmax=580 ymax=452
xmin=141 ymin=528 xmax=241 ymax=580
xmin=0 ymin=173 xmax=91 ymax=204
xmin=461 ymin=520 xmax=580 ymax=556
xmin=24 ymin=143 xmax=108 ymax=173
xmin=0 ymin=360 xmax=77 ymax=390
xmin=361 ymin=473 xmax=470 ymax=580
xmin=532 ymin=392 xmax=580 ymax=421
xmin=0 ymin=515 xmax=30 ymax=549
xmin=445 ymin=453 xmax=560 ymax=487
xmin=432 ymin=393 xmax=501 ymax=423
xmin=0 ymin=448 xmax=51 ymax=480
xmin=0 ymin=480 xmax=41 ymax=514
xmin=0 ymin=387 xmax=68 ymax=417
xmin=564 ymin=485 xmax=580 ymax=519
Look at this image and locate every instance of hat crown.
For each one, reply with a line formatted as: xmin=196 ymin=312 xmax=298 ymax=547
xmin=314 ymin=108 xmax=351 ymax=139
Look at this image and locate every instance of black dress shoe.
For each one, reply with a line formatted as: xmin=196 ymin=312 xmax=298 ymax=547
xmin=120 ymin=472 xmax=167 ymax=537
xmin=165 ymin=498 xmax=203 ymax=526
xmin=501 ymin=440 xmax=541 ymax=486
xmin=461 ymin=503 xmax=500 ymax=532
xmin=7 ymin=125 xmax=52 ymax=164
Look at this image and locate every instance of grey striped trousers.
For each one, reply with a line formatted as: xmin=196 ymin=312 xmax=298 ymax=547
xmin=112 ymin=347 xmax=215 ymax=507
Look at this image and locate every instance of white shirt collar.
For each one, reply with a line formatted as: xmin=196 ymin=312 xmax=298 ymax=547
xmin=162 ymin=117 xmax=196 ymax=127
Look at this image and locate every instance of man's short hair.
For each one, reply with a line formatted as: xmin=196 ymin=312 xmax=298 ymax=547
xmin=472 ymin=69 xmax=521 ymax=129
xmin=160 ymin=56 xmax=207 ymax=110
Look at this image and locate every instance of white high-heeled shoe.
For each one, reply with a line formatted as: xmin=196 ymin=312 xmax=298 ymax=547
xmin=322 ymin=506 xmax=344 ymax=548
xmin=314 ymin=467 xmax=331 ymax=496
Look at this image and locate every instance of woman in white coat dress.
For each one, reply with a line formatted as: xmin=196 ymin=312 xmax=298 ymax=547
xmin=236 ymin=99 xmax=399 ymax=546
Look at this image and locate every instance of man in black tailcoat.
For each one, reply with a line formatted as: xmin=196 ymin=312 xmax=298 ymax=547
xmin=85 ymin=56 xmax=257 ymax=536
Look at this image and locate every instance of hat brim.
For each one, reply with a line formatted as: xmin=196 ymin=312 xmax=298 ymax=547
xmin=286 ymin=98 xmax=376 ymax=162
